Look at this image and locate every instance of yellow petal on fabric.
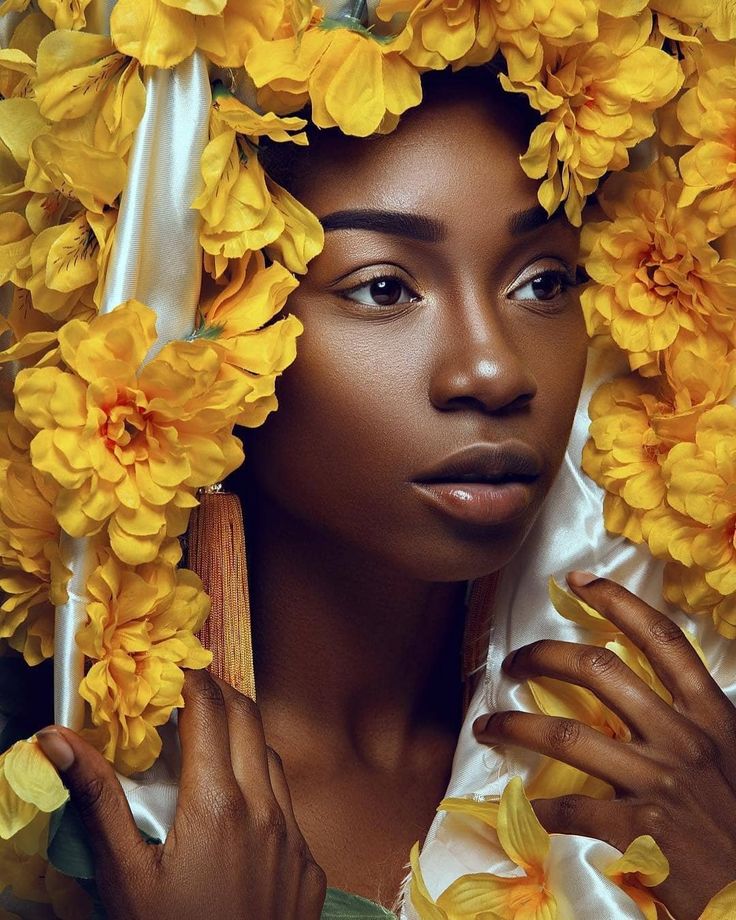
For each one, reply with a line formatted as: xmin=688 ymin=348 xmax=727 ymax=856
xmin=4 ymin=740 xmax=68 ymax=812
xmin=497 ymin=776 xmax=550 ymax=871
xmin=701 ymin=881 xmax=736 ymax=919
xmin=110 ymin=0 xmax=196 ymax=68
xmin=0 ymin=779 xmax=36 ymax=840
xmin=605 ymin=835 xmax=669 ymax=888
xmin=0 ymin=330 xmax=58 ymax=365
xmin=409 ymin=842 xmax=450 ymax=920
xmin=438 ymin=796 xmax=500 ymax=828
xmin=437 ymin=873 xmax=538 ymax=919
xmin=548 ymin=578 xmax=617 ymax=633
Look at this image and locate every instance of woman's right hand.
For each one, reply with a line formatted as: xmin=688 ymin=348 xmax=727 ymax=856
xmin=36 ymin=670 xmax=327 ymax=920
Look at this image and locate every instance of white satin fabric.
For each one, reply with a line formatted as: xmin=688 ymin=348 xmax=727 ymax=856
xmin=3 ymin=2 xmax=732 ymax=916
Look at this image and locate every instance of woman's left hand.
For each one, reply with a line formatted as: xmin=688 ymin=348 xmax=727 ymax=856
xmin=473 ymin=574 xmax=736 ymax=920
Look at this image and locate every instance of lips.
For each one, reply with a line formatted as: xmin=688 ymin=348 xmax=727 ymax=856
xmin=412 ymin=442 xmax=543 ymax=486
xmin=411 ymin=443 xmax=543 ymax=526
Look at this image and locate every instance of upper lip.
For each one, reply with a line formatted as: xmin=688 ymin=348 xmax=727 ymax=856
xmin=412 ymin=442 xmax=543 ymax=485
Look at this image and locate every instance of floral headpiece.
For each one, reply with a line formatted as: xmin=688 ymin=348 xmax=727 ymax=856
xmin=0 ymin=0 xmax=734 ymax=917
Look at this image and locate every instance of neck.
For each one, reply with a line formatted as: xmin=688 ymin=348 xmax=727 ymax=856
xmin=239 ymin=484 xmax=467 ymax=768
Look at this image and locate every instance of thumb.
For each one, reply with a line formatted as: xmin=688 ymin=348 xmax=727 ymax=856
xmin=36 ymin=725 xmax=148 ymax=870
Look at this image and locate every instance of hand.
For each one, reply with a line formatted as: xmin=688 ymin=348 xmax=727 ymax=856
xmin=473 ymin=574 xmax=736 ymax=920
xmin=37 ymin=670 xmax=327 ymax=920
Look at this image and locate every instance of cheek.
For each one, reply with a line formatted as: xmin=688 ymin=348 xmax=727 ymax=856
xmin=241 ymin=317 xmax=424 ymax=532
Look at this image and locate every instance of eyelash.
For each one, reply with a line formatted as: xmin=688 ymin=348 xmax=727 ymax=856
xmin=337 ymin=265 xmax=585 ymax=311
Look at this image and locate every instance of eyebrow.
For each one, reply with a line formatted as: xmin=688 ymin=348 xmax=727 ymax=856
xmin=320 ymin=209 xmax=446 ymax=242
xmin=508 ymin=205 xmax=562 ymax=237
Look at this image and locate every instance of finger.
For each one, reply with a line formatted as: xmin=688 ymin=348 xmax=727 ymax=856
xmin=474 ymin=711 xmax=644 ymax=792
xmin=212 ymin=677 xmax=274 ymax=804
xmin=566 ymin=572 xmax=730 ymax=721
xmin=265 ymin=748 xmax=326 ymax=920
xmin=36 ymin=726 xmax=147 ymax=870
xmin=532 ymin=794 xmax=630 ymax=851
xmin=177 ymin=670 xmax=240 ymax=812
xmin=504 ymin=639 xmax=683 ymax=743
xmin=266 ymin=746 xmax=301 ymax=840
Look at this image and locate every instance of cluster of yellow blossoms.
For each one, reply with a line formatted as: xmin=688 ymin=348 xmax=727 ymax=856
xmin=0 ymin=0 xmax=734 ymax=917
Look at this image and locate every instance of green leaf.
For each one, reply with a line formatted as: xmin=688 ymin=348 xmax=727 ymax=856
xmin=321 ymin=888 xmax=397 ymax=919
xmin=318 ymin=17 xmax=395 ymax=44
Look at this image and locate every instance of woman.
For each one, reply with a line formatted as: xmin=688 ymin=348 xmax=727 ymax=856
xmin=29 ymin=62 xmax=736 ymax=920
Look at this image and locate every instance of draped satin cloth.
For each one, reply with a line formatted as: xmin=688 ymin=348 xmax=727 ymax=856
xmin=3 ymin=2 xmax=735 ymax=918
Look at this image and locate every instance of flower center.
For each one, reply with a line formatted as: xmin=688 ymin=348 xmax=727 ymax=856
xmin=99 ymin=399 xmax=147 ymax=451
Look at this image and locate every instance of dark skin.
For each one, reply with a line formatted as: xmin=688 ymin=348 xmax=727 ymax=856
xmin=35 ymin=71 xmax=736 ymax=920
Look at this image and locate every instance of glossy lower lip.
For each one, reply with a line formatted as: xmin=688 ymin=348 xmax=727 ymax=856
xmin=411 ymin=481 xmax=535 ymax=526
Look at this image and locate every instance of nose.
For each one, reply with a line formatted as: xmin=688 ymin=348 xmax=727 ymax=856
xmin=428 ymin=300 xmax=538 ymax=414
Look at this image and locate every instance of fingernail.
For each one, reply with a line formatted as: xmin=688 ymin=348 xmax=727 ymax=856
xmin=36 ymin=728 xmax=75 ymax=771
xmin=473 ymin=714 xmax=491 ymax=735
xmin=567 ymin=570 xmax=598 ymax=587
xmin=502 ymin=649 xmax=519 ymax=672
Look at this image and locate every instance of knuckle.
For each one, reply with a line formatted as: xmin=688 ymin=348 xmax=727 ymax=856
xmin=254 ymin=802 xmax=288 ymax=844
xmin=646 ymin=616 xmax=687 ymax=650
xmin=187 ymin=669 xmax=226 ymax=710
xmin=680 ymin=732 xmax=718 ymax=769
xmin=230 ymin=693 xmax=262 ymax=723
xmin=576 ymin=646 xmax=619 ymax=679
xmin=637 ymin=803 xmax=671 ymax=835
xmin=73 ymin=774 xmax=107 ymax=819
xmin=203 ymin=786 xmax=245 ymax=823
xmin=546 ymin=718 xmax=582 ymax=752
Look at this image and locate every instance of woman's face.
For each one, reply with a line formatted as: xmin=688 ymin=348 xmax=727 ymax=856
xmin=239 ymin=77 xmax=589 ymax=581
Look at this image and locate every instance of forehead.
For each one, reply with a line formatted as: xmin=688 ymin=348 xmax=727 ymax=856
xmin=290 ymin=87 xmax=547 ymax=237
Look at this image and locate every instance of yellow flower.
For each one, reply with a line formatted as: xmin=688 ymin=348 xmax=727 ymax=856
xmin=409 ymin=842 xmax=452 ymax=920
xmin=603 ymin=836 xmax=669 ymax=920
xmin=582 ymin=376 xmax=670 ymax=541
xmin=13 ymin=301 xmax=246 ymax=565
xmin=0 ymin=738 xmax=68 ymax=841
xmin=501 ymin=13 xmax=683 ymax=226
xmin=375 ymin=0 xmax=500 ymax=71
xmin=193 ymin=93 xmax=323 ymax=275
xmin=378 ymin=0 xmax=600 ymax=76
xmin=34 ymin=30 xmax=146 ymax=157
xmin=37 ymin=0 xmax=93 ymax=30
xmin=677 ymin=60 xmax=736 ymax=232
xmin=581 ymin=158 xmax=736 ymax=369
xmin=701 ymin=880 xmax=736 ymax=919
xmin=0 ymin=413 xmax=67 ymax=666
xmin=435 ymin=777 xmax=556 ymax=920
xmin=198 ymin=251 xmax=303 ymax=426
xmin=246 ymin=19 xmax=423 ymax=137
xmin=647 ymin=405 xmax=736 ymax=601
xmin=110 ymin=0 xmax=284 ymax=69
xmin=663 ymin=561 xmax=736 ymax=639
xmin=77 ymin=550 xmax=212 ymax=774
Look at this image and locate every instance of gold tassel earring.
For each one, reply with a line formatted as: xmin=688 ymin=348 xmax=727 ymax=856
xmin=186 ymin=483 xmax=256 ymax=699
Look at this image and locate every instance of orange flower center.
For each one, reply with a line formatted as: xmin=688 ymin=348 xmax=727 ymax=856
xmin=99 ymin=398 xmax=147 ymax=451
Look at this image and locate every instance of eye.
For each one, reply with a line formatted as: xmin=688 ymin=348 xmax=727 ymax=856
xmin=508 ymin=267 xmax=578 ymax=303
xmin=341 ymin=275 xmax=420 ymax=308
